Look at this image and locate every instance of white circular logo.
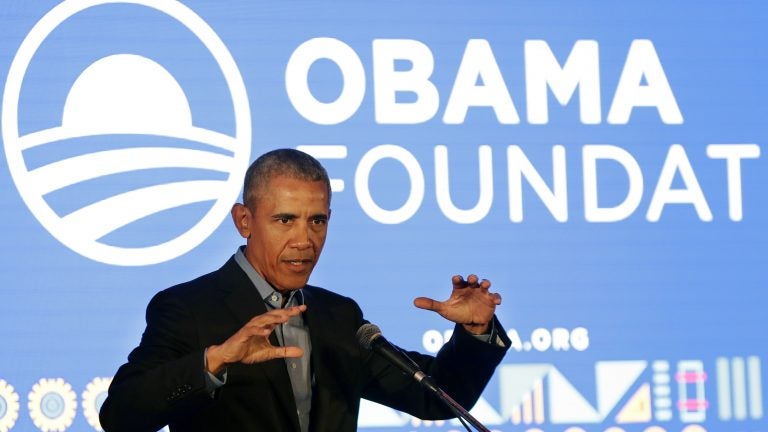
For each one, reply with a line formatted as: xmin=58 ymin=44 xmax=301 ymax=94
xmin=2 ymin=0 xmax=251 ymax=266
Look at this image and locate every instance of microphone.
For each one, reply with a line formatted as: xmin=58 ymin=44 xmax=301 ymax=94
xmin=356 ymin=323 xmax=491 ymax=432
xmin=356 ymin=323 xmax=439 ymax=392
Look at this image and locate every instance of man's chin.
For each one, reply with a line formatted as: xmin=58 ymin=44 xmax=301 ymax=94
xmin=273 ymin=277 xmax=311 ymax=293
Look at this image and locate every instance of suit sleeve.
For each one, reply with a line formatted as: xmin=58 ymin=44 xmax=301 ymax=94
xmin=99 ymin=289 xmax=215 ymax=432
xmin=360 ymin=316 xmax=510 ymax=420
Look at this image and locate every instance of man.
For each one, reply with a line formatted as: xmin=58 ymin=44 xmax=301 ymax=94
xmin=100 ymin=149 xmax=510 ymax=432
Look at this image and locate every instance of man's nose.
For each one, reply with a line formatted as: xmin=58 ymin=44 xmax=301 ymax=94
xmin=291 ymin=223 xmax=312 ymax=249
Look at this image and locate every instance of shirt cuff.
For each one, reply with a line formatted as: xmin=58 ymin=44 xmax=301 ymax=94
xmin=203 ymin=348 xmax=227 ymax=393
xmin=469 ymin=318 xmax=506 ymax=347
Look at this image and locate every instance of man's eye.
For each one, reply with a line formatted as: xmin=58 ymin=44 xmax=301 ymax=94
xmin=278 ymin=217 xmax=291 ymax=224
xmin=312 ymin=218 xmax=327 ymax=225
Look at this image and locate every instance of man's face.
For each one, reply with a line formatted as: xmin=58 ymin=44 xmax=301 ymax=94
xmin=233 ymin=176 xmax=330 ymax=292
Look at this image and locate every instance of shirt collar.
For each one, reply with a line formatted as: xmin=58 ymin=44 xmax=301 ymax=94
xmin=234 ymin=246 xmax=303 ymax=308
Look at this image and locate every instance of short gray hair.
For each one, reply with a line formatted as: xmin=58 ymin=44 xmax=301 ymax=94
xmin=242 ymin=148 xmax=331 ymax=208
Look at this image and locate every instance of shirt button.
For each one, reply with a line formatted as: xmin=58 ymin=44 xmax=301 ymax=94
xmin=291 ymin=363 xmax=297 ymax=369
xmin=270 ymin=293 xmax=279 ymax=302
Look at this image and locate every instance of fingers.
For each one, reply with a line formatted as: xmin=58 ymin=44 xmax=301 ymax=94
xmin=453 ymin=274 xmax=492 ymax=290
xmin=242 ymin=345 xmax=305 ymax=364
xmin=216 ymin=306 xmax=310 ymax=366
xmin=413 ymin=296 xmax=441 ymax=311
xmin=454 ymin=274 xmax=497 ymax=305
xmin=239 ymin=305 xmax=307 ymax=338
xmin=491 ymin=292 xmax=502 ymax=305
xmin=270 ymin=345 xmax=304 ymax=360
xmin=451 ymin=274 xmax=467 ymax=290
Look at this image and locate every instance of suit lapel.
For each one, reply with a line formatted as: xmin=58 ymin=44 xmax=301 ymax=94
xmin=218 ymin=258 xmax=301 ymax=432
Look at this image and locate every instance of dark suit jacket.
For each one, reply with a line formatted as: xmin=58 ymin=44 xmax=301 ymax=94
xmin=99 ymin=257 xmax=510 ymax=432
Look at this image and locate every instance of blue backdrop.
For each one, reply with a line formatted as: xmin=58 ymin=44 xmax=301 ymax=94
xmin=1 ymin=1 xmax=765 ymax=431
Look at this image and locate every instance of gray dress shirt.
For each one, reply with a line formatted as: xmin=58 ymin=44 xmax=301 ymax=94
xmin=205 ymin=247 xmax=313 ymax=432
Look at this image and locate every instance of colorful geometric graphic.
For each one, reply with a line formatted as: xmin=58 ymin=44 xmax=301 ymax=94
xmin=716 ymin=356 xmax=763 ymax=421
xmin=652 ymin=360 xmax=673 ymax=422
xmin=615 ymin=383 xmax=652 ymax=423
xmin=498 ymin=361 xmax=647 ymax=424
xmin=676 ymin=360 xmax=708 ymax=423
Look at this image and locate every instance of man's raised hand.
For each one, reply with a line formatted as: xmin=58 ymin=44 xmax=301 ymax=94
xmin=205 ymin=305 xmax=307 ymax=374
xmin=413 ymin=274 xmax=502 ymax=335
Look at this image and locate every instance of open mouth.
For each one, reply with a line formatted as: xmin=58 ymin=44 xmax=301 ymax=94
xmin=285 ymin=258 xmax=313 ymax=268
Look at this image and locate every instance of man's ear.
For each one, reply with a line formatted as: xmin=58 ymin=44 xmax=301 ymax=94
xmin=231 ymin=203 xmax=252 ymax=239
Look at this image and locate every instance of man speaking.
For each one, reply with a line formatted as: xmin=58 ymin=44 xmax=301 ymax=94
xmin=99 ymin=149 xmax=510 ymax=431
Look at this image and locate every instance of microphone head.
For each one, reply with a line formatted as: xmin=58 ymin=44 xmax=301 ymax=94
xmin=356 ymin=323 xmax=382 ymax=349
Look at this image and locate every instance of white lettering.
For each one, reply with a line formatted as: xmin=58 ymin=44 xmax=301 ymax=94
xmin=647 ymin=144 xmax=711 ymax=222
xmin=571 ymin=327 xmax=590 ymax=351
xmin=525 ymin=40 xmax=601 ymax=124
xmin=288 ymin=38 xmax=683 ymax=126
xmin=508 ymin=145 xmax=568 ymax=222
xmin=435 ymin=145 xmax=494 ymax=223
xmin=286 ymin=37 xmax=365 ymax=125
xmin=443 ymin=39 xmax=519 ymax=124
xmin=373 ymin=39 xmax=439 ymax=124
xmin=531 ymin=328 xmax=553 ymax=351
xmin=354 ymin=145 xmax=425 ymax=224
xmin=706 ymin=144 xmax=761 ymax=221
xmin=507 ymin=329 xmax=524 ymax=352
xmin=296 ymin=143 xmax=753 ymax=225
xmin=422 ymin=329 xmax=443 ymax=354
xmin=583 ymin=145 xmax=643 ymax=222
xmin=608 ymin=39 xmax=683 ymax=124
xmin=552 ymin=327 xmax=571 ymax=351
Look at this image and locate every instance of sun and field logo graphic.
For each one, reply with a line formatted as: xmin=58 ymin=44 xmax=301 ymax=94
xmin=2 ymin=0 xmax=251 ymax=266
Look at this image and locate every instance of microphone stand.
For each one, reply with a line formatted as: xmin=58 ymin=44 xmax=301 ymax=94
xmin=415 ymin=371 xmax=491 ymax=432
